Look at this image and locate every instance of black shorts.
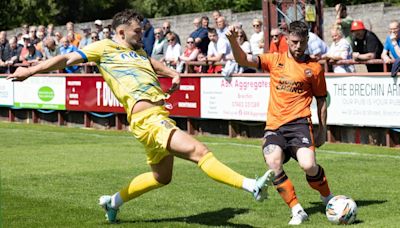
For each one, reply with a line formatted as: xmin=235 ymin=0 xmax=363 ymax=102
xmin=262 ymin=117 xmax=314 ymax=164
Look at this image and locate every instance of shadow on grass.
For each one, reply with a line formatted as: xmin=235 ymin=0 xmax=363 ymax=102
xmin=119 ymin=207 xmax=253 ymax=227
xmin=306 ymin=199 xmax=388 ymax=224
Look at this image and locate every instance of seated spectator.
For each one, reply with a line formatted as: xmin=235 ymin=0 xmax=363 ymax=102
xmin=250 ymin=19 xmax=264 ymax=55
xmin=350 ymin=20 xmax=384 ymax=72
xmin=35 ymin=31 xmax=46 ymax=55
xmin=381 ymin=20 xmax=400 ymax=63
xmin=102 ymin=28 xmax=112 ymax=40
xmin=176 ymin=37 xmax=200 ymax=73
xmin=23 ymin=43 xmax=43 ymax=64
xmin=323 ymin=27 xmax=355 ymax=73
xmin=2 ymin=37 xmax=22 ymax=73
xmin=59 ymin=37 xmax=79 ymax=73
xmin=91 ymin=31 xmax=100 ymax=43
xmin=198 ymin=28 xmax=231 ymax=73
xmin=163 ymin=33 xmax=182 ymax=69
xmin=306 ymin=32 xmax=328 ymax=60
xmin=43 ymin=38 xmax=60 ymax=60
xmin=269 ymin=27 xmax=288 ymax=53
xmin=190 ymin=16 xmax=210 ymax=55
xmin=151 ymin=28 xmax=168 ymax=61
xmin=79 ymin=26 xmax=92 ymax=49
xmin=224 ymin=28 xmax=254 ymax=76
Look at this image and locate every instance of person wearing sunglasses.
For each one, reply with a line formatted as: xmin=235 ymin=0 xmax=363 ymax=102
xmin=176 ymin=37 xmax=199 ymax=73
xmin=269 ymin=28 xmax=288 ymax=53
xmin=250 ymin=19 xmax=264 ymax=55
xmin=163 ymin=32 xmax=182 ymax=69
xmin=151 ymin=28 xmax=168 ymax=61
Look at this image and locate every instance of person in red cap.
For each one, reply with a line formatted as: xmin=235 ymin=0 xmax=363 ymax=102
xmin=350 ymin=20 xmax=384 ymax=72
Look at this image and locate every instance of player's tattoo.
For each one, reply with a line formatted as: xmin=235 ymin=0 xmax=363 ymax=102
xmin=263 ymin=144 xmax=278 ymax=156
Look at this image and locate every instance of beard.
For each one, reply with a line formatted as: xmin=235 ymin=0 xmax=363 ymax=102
xmin=130 ymin=40 xmax=143 ymax=50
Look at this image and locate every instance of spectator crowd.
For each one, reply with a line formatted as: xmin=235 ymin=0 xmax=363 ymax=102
xmin=1 ymin=5 xmax=399 ymax=75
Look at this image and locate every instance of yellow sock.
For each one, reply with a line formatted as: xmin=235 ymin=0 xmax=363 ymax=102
xmin=119 ymin=172 xmax=164 ymax=202
xmin=198 ymin=152 xmax=245 ymax=189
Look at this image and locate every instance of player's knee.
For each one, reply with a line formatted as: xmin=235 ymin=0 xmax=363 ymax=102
xmin=299 ymin=160 xmax=316 ymax=173
xmin=193 ymin=143 xmax=209 ymax=160
xmin=266 ymin=157 xmax=283 ymax=170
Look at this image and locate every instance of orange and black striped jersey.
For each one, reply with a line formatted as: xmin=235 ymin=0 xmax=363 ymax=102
xmin=259 ymin=52 xmax=327 ymax=130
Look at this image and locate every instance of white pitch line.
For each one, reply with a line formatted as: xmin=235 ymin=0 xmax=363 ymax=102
xmin=205 ymin=142 xmax=400 ymax=159
xmin=3 ymin=128 xmax=400 ymax=159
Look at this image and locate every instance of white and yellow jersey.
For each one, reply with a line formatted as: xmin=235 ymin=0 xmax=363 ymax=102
xmin=77 ymin=39 xmax=167 ymax=120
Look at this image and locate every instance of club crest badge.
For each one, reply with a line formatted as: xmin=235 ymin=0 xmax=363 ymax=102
xmin=304 ymin=68 xmax=313 ymax=77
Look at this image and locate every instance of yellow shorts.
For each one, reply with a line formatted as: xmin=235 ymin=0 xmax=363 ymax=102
xmin=129 ymin=106 xmax=178 ymax=165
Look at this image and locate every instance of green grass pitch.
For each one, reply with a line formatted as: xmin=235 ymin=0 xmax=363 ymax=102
xmin=1 ymin=122 xmax=399 ymax=227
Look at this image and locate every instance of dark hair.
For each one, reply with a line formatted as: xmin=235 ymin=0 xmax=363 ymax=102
xmin=338 ymin=3 xmax=347 ymax=11
xmin=288 ymin=21 xmax=309 ymax=38
xmin=207 ymin=27 xmax=217 ymax=34
xmin=112 ymin=9 xmax=143 ymax=30
xmin=201 ymin=16 xmax=209 ymax=22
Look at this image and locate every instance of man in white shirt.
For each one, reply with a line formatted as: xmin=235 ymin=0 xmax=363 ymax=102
xmin=250 ymin=19 xmax=264 ymax=55
xmin=323 ymin=27 xmax=355 ymax=73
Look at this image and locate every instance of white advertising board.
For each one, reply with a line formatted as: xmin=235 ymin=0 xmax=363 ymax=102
xmin=311 ymin=76 xmax=400 ymax=127
xmin=201 ymin=77 xmax=269 ymax=121
xmin=0 ymin=78 xmax=14 ymax=106
xmin=14 ymin=77 xmax=66 ymax=110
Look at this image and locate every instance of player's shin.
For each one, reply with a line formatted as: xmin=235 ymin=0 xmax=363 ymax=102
xmin=306 ymin=165 xmax=331 ymax=197
xmin=118 ymin=172 xmax=164 ymax=208
xmin=198 ymin=152 xmax=245 ymax=189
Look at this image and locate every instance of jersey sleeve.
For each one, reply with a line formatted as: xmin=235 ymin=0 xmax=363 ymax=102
xmin=259 ymin=53 xmax=273 ymax=71
xmin=311 ymin=65 xmax=327 ymax=97
xmin=78 ymin=40 xmax=106 ymax=63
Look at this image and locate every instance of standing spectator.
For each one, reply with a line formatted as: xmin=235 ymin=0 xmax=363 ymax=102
xmin=67 ymin=31 xmax=80 ymax=47
xmin=47 ymin=24 xmax=55 ymax=38
xmin=18 ymin=35 xmax=31 ymax=65
xmin=79 ymin=26 xmax=92 ymax=49
xmin=335 ymin=3 xmax=353 ymax=43
xmin=269 ymin=28 xmax=288 ymax=53
xmin=0 ymin=31 xmax=10 ymax=73
xmin=350 ymin=20 xmax=383 ymax=72
xmin=66 ymin=22 xmax=82 ymax=42
xmin=54 ymin=32 xmax=63 ymax=45
xmin=216 ymin=16 xmax=229 ymax=41
xmin=381 ymin=20 xmax=400 ymax=63
xmin=163 ymin=33 xmax=182 ymax=69
xmin=38 ymin=25 xmax=47 ymax=37
xmin=29 ymin=26 xmax=40 ymax=45
xmin=306 ymin=32 xmax=328 ymax=60
xmin=59 ymin=37 xmax=79 ymax=73
xmin=323 ymin=27 xmax=355 ymax=73
xmin=142 ymin=18 xmax=155 ymax=56
xmin=102 ymin=28 xmax=112 ymax=40
xmin=198 ymin=28 xmax=231 ymax=73
xmin=43 ymin=38 xmax=60 ymax=60
xmin=94 ymin=20 xmax=104 ymax=40
xmin=162 ymin=21 xmax=181 ymax=44
xmin=21 ymin=24 xmax=29 ymax=36
xmin=212 ymin=10 xmax=222 ymax=28
xmin=192 ymin=17 xmax=201 ymax=30
xmin=190 ymin=16 xmax=210 ymax=55
xmin=250 ymin=19 xmax=264 ymax=55
xmin=23 ymin=43 xmax=43 ymax=64
xmin=176 ymin=37 xmax=200 ymax=73
xmin=3 ymin=37 xmax=22 ymax=73
xmin=151 ymin=28 xmax=168 ymax=61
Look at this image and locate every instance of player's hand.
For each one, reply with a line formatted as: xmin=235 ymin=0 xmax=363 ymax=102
xmin=314 ymin=128 xmax=327 ymax=148
xmin=7 ymin=67 xmax=33 ymax=81
xmin=167 ymin=74 xmax=180 ymax=94
xmin=225 ymin=26 xmax=238 ymax=40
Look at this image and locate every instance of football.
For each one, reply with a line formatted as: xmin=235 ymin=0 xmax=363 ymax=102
xmin=326 ymin=195 xmax=357 ymax=225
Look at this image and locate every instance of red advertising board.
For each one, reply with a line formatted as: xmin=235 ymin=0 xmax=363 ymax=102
xmin=66 ymin=76 xmax=200 ymax=117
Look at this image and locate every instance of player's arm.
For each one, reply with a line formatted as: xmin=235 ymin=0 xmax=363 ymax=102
xmin=226 ymin=26 xmax=259 ymax=68
xmin=7 ymin=52 xmax=84 ymax=81
xmin=150 ymin=57 xmax=180 ymax=94
xmin=315 ymin=96 xmax=327 ymax=147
